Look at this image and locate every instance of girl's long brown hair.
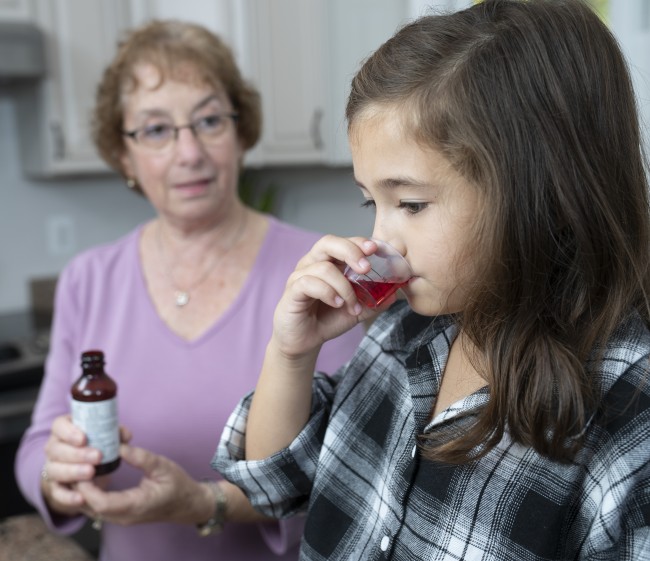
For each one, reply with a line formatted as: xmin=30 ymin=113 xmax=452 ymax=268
xmin=347 ymin=0 xmax=650 ymax=463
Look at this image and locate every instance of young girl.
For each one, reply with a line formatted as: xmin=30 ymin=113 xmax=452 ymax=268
xmin=213 ymin=1 xmax=650 ymax=559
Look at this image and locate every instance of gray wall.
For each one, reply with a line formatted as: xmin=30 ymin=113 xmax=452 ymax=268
xmin=0 ymin=95 xmax=372 ymax=314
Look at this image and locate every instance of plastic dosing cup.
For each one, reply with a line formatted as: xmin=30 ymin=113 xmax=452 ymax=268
xmin=344 ymin=239 xmax=413 ymax=309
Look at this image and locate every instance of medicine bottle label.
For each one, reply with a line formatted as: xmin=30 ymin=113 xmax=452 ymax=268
xmin=70 ymin=397 xmax=120 ymax=463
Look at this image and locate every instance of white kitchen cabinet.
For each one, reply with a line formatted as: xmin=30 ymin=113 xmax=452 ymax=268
xmin=608 ymin=0 xmax=650 ymax=155
xmin=139 ymin=0 xmax=408 ymax=167
xmin=0 ymin=0 xmax=34 ymax=21
xmin=242 ymin=0 xmax=327 ymax=165
xmin=324 ymin=0 xmax=409 ymax=164
xmin=11 ymin=0 xmax=135 ymax=177
xmin=137 ymin=0 xmax=333 ymax=165
xmin=244 ymin=0 xmax=409 ymax=166
xmin=7 ymin=0 xmax=408 ymax=176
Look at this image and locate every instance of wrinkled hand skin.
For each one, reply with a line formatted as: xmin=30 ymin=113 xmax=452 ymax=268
xmin=76 ymin=444 xmax=207 ymax=526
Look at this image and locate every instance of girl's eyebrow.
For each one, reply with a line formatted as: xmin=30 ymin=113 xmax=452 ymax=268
xmin=354 ymin=176 xmax=430 ymax=190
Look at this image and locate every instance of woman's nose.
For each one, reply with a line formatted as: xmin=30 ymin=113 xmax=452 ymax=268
xmin=174 ymin=127 xmax=205 ymax=164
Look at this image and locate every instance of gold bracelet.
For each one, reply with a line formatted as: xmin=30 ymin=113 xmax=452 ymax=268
xmin=196 ymin=481 xmax=227 ymax=537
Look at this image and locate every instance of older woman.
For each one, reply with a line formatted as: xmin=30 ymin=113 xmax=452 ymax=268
xmin=15 ymin=20 xmax=364 ymax=561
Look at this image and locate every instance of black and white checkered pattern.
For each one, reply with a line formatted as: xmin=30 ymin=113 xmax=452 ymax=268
xmin=213 ymin=302 xmax=650 ymax=560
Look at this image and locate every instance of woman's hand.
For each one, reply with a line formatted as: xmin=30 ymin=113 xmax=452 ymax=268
xmin=76 ymin=444 xmax=212 ymax=526
xmin=40 ymin=415 xmax=130 ymax=516
xmin=272 ymin=235 xmax=390 ymax=360
xmin=77 ymin=444 xmax=272 ymax=527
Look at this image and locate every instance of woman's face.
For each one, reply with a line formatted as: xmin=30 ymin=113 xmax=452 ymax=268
xmin=120 ymin=63 xmax=244 ymax=229
xmin=349 ymin=107 xmax=480 ymax=317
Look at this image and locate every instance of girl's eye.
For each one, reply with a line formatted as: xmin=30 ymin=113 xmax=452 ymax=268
xmin=399 ymin=201 xmax=428 ymax=214
xmin=360 ymin=199 xmax=376 ymax=210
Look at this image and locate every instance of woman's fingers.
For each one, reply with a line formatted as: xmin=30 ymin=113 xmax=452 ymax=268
xmin=44 ymin=459 xmax=96 ymax=483
xmin=119 ymin=425 xmax=133 ymax=444
xmin=48 ymin=481 xmax=86 ymax=508
xmin=77 ymin=446 xmax=193 ymax=525
xmin=44 ymin=421 xmax=100 ymax=486
xmin=51 ymin=415 xmax=86 ymax=447
xmin=41 ymin=416 xmax=135 ymax=517
xmin=45 ymin=438 xmax=101 ymax=465
xmin=43 ymin=435 xmax=101 ymax=478
xmin=118 ymin=444 xmax=162 ymax=476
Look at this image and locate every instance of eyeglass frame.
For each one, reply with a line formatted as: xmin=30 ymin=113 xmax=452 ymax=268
xmin=121 ymin=112 xmax=239 ymax=149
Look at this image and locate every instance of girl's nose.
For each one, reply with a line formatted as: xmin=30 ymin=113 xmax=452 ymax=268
xmin=371 ymin=231 xmax=406 ymax=257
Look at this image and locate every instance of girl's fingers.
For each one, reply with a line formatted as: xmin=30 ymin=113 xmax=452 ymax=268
xmin=297 ymin=235 xmax=376 ymax=273
xmin=292 ymin=274 xmax=355 ymax=312
xmin=289 ymin=261 xmax=363 ymax=315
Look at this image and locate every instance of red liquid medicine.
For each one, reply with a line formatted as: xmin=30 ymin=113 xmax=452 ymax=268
xmin=70 ymin=350 xmax=120 ymax=476
xmin=352 ymin=279 xmax=408 ymax=308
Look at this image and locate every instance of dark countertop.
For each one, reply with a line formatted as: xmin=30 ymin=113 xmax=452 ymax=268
xmin=0 ymin=311 xmax=50 ymax=392
xmin=0 ymin=311 xmax=51 ymax=341
xmin=0 ymin=514 xmax=95 ymax=561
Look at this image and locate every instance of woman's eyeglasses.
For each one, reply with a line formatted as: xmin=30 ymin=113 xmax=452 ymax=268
xmin=122 ymin=112 xmax=239 ymax=150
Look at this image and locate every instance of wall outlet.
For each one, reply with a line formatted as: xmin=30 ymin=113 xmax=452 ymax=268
xmin=46 ymin=215 xmax=76 ymax=256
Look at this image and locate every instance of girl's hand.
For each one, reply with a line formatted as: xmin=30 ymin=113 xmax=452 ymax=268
xmin=272 ymin=235 xmax=395 ymax=360
xmin=40 ymin=415 xmax=130 ymax=516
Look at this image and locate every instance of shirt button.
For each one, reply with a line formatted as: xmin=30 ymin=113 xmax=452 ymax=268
xmin=411 ymin=444 xmax=417 ymax=458
xmin=380 ymin=535 xmax=390 ymax=551
xmin=379 ymin=503 xmax=388 ymax=518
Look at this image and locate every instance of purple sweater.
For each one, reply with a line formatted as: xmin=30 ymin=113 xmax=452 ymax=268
xmin=15 ymin=218 xmax=365 ymax=561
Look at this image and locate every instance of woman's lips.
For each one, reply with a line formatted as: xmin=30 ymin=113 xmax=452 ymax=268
xmin=173 ymin=178 xmax=212 ymax=196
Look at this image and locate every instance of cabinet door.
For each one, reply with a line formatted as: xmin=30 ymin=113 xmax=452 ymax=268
xmin=244 ymin=0 xmax=327 ymax=166
xmin=324 ymin=0 xmax=408 ymax=164
xmin=135 ymin=0 xmax=332 ymax=166
xmin=0 ymin=0 xmax=34 ymax=20
xmin=130 ymin=0 xmax=235 ymax=43
xmin=14 ymin=0 xmax=134 ymax=177
xmin=608 ymin=0 xmax=650 ymax=155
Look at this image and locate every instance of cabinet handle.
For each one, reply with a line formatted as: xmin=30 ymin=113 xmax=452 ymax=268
xmin=51 ymin=122 xmax=65 ymax=159
xmin=310 ymin=108 xmax=324 ymax=150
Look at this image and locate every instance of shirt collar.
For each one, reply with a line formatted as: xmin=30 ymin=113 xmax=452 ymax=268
xmin=373 ymin=300 xmax=457 ymax=357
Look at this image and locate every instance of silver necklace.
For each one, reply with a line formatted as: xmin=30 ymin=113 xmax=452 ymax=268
xmin=157 ymin=212 xmax=248 ymax=308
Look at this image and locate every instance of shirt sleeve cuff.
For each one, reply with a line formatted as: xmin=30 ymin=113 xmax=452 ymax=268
xmin=16 ymin=448 xmax=86 ymax=535
xmin=212 ymin=378 xmax=333 ymax=519
xmin=257 ymin=515 xmax=306 ymax=555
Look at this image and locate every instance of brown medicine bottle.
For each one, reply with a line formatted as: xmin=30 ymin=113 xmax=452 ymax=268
xmin=70 ymin=350 xmax=120 ymax=475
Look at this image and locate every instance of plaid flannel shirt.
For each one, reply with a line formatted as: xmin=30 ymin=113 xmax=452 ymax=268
xmin=213 ymin=301 xmax=650 ymax=560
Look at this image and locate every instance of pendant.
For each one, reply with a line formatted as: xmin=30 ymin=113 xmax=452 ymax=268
xmin=175 ymin=291 xmax=190 ymax=307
